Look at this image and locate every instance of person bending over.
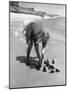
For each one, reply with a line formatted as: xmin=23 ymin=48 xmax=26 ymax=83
xmin=23 ymin=21 xmax=50 ymax=68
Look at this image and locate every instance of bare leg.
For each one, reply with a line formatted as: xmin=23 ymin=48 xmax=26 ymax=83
xmin=34 ymin=43 xmax=42 ymax=66
xmin=41 ymin=41 xmax=47 ymax=61
xmin=27 ymin=41 xmax=33 ymax=65
xmin=39 ymin=41 xmax=47 ymax=69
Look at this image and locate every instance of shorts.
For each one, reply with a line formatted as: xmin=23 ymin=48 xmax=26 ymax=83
xmin=29 ymin=30 xmax=48 ymax=46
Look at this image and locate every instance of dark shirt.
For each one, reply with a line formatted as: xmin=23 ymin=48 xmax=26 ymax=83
xmin=25 ymin=21 xmax=49 ymax=44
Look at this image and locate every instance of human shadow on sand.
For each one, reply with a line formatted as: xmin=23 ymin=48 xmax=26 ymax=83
xmin=16 ymin=56 xmax=40 ymax=70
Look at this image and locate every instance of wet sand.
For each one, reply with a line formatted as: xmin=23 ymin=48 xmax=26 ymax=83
xmin=10 ymin=13 xmax=65 ymax=88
